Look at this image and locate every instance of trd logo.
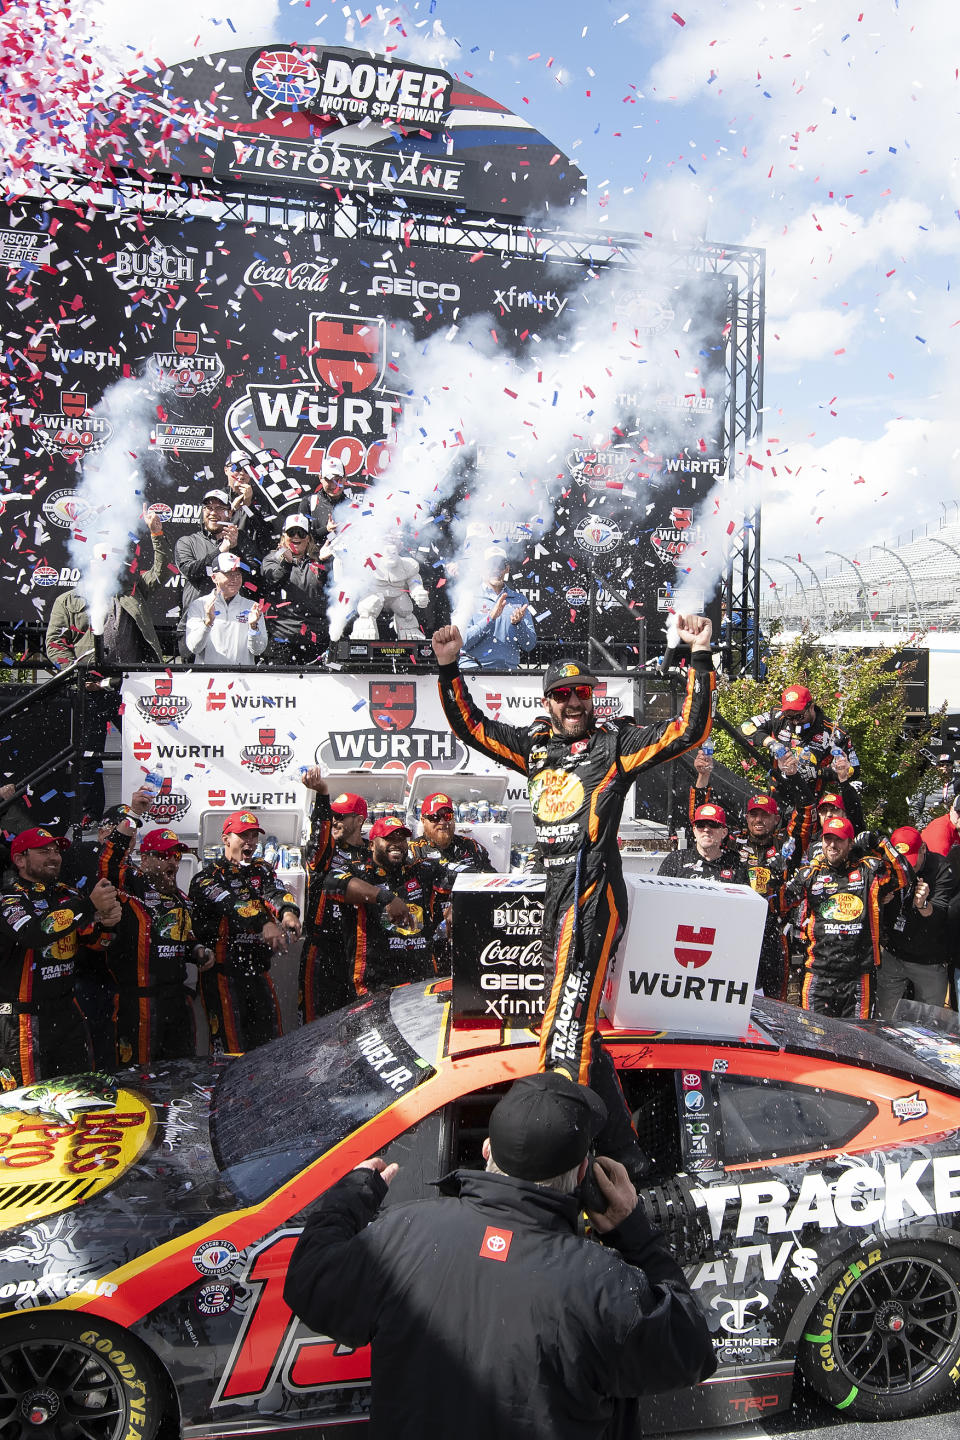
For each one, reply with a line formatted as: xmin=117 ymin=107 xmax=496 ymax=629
xmin=674 ymin=924 xmax=716 ymax=969
xmin=728 ymin=1394 xmax=779 ymax=1415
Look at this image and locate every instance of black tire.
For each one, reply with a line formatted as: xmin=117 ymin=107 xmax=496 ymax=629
xmin=799 ymin=1240 xmax=960 ymax=1419
xmin=0 ymin=1312 xmax=166 ymax=1440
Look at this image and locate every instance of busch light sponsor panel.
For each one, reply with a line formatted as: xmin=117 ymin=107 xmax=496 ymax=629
xmin=450 ymin=875 xmax=547 ymax=1027
xmin=122 ymin=672 xmax=635 ymax=839
xmin=603 ymin=874 xmax=766 ymax=1039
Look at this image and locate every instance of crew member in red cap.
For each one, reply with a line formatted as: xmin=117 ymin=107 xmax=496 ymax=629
xmin=0 ymin=828 xmax=121 ymax=1085
xmin=741 ymin=684 xmax=858 ymax=801
xmin=298 ymin=771 xmax=356 ymax=1024
xmin=324 ymin=816 xmax=444 ymax=996
xmin=432 ymin=616 xmax=714 ymax=1107
xmin=733 ymin=794 xmax=796 ymax=998
xmin=658 ymin=804 xmax=751 ymax=886
xmin=410 ymin=793 xmax=494 ymax=892
xmin=877 ymin=826 xmax=958 ymax=1016
xmin=785 ymin=818 xmax=910 ymax=1019
xmin=99 ymin=816 xmax=214 ymax=1064
xmin=189 ymin=811 xmax=302 ymax=1053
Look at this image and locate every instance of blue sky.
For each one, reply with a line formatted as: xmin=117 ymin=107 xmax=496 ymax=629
xmin=88 ymin=0 xmax=960 ymax=573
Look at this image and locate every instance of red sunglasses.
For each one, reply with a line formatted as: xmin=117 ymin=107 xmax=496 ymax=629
xmin=549 ymin=684 xmax=594 ymax=702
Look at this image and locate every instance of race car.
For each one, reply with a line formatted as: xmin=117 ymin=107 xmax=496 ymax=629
xmin=3 ymin=986 xmax=960 ymax=1439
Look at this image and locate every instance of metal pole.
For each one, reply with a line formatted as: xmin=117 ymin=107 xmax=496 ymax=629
xmin=760 ymin=568 xmax=788 ymax=625
xmin=769 ymin=558 xmax=814 ymax=627
xmin=871 ymin=544 xmax=923 ymax=630
xmin=794 ymin=557 xmax=833 ymax=630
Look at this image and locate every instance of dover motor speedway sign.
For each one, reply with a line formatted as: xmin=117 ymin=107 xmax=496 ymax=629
xmin=121 ymin=670 xmax=634 ymax=838
xmin=603 ymin=874 xmax=767 ymax=1039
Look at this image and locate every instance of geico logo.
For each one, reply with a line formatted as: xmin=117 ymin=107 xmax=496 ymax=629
xmin=367 ymin=277 xmax=460 ymax=301
xmin=480 ymin=974 xmax=544 ymax=991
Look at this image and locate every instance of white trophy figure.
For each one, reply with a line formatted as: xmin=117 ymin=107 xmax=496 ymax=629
xmin=351 ymin=538 xmax=429 ymax=641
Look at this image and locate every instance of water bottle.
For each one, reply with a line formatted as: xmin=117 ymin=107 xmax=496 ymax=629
xmin=781 ymin=836 xmax=796 ymax=861
xmin=701 ymin=741 xmax=715 ymax=757
xmin=263 ymin=835 xmax=279 ymax=866
xmin=141 ymin=766 xmax=166 ymax=798
xmin=773 ymin=744 xmax=788 ymax=760
xmin=848 ymin=749 xmax=860 ymax=768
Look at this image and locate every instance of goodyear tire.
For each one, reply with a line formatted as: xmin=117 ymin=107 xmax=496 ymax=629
xmin=0 ymin=1312 xmax=165 ymax=1440
xmin=799 ymin=1241 xmax=960 ymax=1419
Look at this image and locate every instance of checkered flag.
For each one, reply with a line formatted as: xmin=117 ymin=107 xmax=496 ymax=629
xmin=246 ymin=447 xmax=309 ymax=516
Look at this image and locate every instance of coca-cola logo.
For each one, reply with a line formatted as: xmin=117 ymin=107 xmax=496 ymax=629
xmin=479 ymin=938 xmax=542 ymax=967
xmin=243 ymin=259 xmax=334 ymax=293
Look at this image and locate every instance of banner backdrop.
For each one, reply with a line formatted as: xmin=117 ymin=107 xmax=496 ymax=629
xmin=1 ymin=204 xmax=731 ymax=647
xmin=121 ymin=669 xmax=635 ymax=837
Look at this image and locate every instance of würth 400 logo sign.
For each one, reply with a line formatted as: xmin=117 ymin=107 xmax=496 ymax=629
xmin=240 ymin=728 xmax=294 ymax=776
xmin=226 ymin=311 xmax=399 ymax=514
xmin=136 ymin=678 xmax=192 ymax=726
xmin=152 ymin=329 xmax=225 ymax=400
xmin=34 ymin=392 xmax=114 ymax=461
xmin=316 ymin=681 xmax=467 ymax=779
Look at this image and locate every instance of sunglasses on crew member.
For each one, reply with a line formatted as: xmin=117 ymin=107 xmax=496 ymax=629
xmin=285 ymin=529 xmax=308 ymax=539
xmin=426 ymin=807 xmax=455 ymax=821
xmin=549 ymin=684 xmax=594 ymax=702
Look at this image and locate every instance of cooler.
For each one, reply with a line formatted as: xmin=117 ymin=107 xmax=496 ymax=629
xmin=602 ymin=872 xmax=767 ymax=1039
xmin=326 ymin=773 xmax=407 ymax=828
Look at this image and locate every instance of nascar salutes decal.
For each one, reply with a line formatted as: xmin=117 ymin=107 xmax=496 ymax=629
xmin=0 ymin=1076 xmax=154 ymax=1232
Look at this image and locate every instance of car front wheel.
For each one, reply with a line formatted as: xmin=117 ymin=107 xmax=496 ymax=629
xmin=799 ymin=1241 xmax=960 ymax=1419
xmin=0 ymin=1313 xmax=166 ymax=1440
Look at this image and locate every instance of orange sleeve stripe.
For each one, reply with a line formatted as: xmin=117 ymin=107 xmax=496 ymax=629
xmin=450 ymin=678 xmax=527 ymax=771
xmin=619 ymin=668 xmax=714 ymax=775
xmin=587 ymin=764 xmax=618 ymax=842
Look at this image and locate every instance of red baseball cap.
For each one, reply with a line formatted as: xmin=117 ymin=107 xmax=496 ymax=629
xmin=747 ymin=794 xmax=778 ymax=816
xmin=331 ymin=792 xmax=368 ymax=818
xmin=369 ymin=816 xmax=412 ymax=840
xmin=422 ymin=792 xmax=455 ymax=817
xmin=222 ymin=810 xmax=263 ymax=836
xmin=817 ymin=791 xmax=846 ymax=811
xmin=891 ymin=826 xmax=923 ymax=864
xmin=693 ymin=803 xmax=727 ymax=826
xmin=821 ymin=815 xmax=854 ymax=839
xmin=10 ymin=827 xmax=69 ymax=857
xmin=139 ymin=828 xmax=184 ymax=854
xmin=781 ymin=684 xmax=813 ymax=713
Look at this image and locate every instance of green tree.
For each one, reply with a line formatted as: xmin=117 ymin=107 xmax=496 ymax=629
xmin=712 ymin=631 xmax=938 ymax=829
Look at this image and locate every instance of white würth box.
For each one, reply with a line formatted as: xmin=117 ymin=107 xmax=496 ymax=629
xmin=602 ymin=873 xmax=767 ymax=1039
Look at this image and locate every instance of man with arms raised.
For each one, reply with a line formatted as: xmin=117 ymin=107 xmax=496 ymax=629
xmin=433 ymin=617 xmax=714 ymax=1097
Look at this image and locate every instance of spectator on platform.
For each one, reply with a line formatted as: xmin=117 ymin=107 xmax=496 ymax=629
xmin=261 ymin=514 xmax=328 ymax=665
xmin=46 ymin=508 xmax=169 ymax=818
xmin=223 ymin=451 xmax=277 ymax=555
xmin=175 ymin=482 xmax=264 ymax=662
xmin=184 ymin=553 xmax=267 ymax=667
xmin=461 ymin=550 xmax=537 ymax=672
xmin=308 ymin=456 xmax=354 ymax=546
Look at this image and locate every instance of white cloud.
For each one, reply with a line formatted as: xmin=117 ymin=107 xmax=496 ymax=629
xmin=91 ymin=0 xmax=281 ymax=73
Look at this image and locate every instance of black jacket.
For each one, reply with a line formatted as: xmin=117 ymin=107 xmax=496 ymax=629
xmin=260 ymin=546 xmax=328 ymax=640
xmin=284 ymin=1166 xmax=715 ymax=1440
xmin=882 ymin=849 xmax=958 ymax=965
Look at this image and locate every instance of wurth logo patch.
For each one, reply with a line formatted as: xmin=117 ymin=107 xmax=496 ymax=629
xmin=206 ymin=690 xmax=227 ymax=712
xmin=479 ymin=1226 xmax=513 ymax=1262
xmin=674 ymin=924 xmax=716 ymax=970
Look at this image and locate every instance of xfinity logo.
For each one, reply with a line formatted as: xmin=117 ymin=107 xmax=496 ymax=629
xmin=493 ymin=286 xmax=568 ymax=316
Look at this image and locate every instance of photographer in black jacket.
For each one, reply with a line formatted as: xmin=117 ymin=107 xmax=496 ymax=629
xmin=284 ymin=1072 xmax=715 ymax=1440
xmin=878 ymin=825 xmax=958 ymax=1016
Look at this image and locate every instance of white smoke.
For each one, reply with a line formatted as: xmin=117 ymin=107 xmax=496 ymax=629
xmin=67 ymin=377 xmax=167 ymax=634
xmin=328 ymin=263 xmax=728 ymax=642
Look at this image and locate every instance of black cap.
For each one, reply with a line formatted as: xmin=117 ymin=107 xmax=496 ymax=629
xmin=488 ymin=1073 xmax=607 ymax=1181
xmin=542 ymin=660 xmax=599 ymax=696
xmin=100 ymin=804 xmax=130 ymax=824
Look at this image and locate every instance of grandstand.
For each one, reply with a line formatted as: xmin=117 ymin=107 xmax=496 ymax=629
xmin=758 ymin=510 xmax=960 ymax=633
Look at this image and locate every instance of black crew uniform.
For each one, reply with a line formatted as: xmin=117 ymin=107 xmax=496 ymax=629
xmin=299 ymin=793 xmax=355 ymax=1022
xmin=99 ymin=828 xmax=198 ymax=1064
xmin=324 ymin=853 xmax=443 ymax=996
xmin=740 ymin=704 xmax=857 ymax=799
xmin=439 ymin=653 xmax=715 ymax=1083
xmin=284 ymin=1165 xmax=716 ymax=1440
xmin=785 ymin=836 xmax=910 ymax=1019
xmin=410 ymin=831 xmax=494 ymax=968
xmin=60 ymin=835 xmax=123 ymax=1070
xmin=734 ymin=839 xmax=792 ymax=998
xmin=189 ymin=860 xmax=299 ymax=1053
xmin=0 ymin=880 xmax=110 ymax=1085
xmin=657 ymin=848 xmax=751 ymax=886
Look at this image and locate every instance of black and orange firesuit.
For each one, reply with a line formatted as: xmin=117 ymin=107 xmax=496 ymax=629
xmin=189 ymin=859 xmax=299 ymax=1053
xmin=438 ymin=653 xmax=715 ymax=1084
xmin=785 ymin=836 xmax=911 ymax=1019
xmin=0 ymin=880 xmax=111 ymax=1084
xmin=99 ymin=828 xmax=197 ymax=1064
xmin=299 ymin=792 xmax=355 ymax=1022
